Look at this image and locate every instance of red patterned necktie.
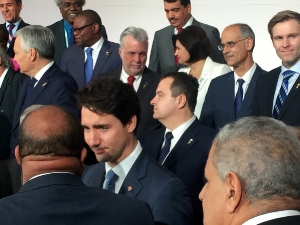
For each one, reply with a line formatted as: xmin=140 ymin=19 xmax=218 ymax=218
xmin=174 ymin=27 xmax=183 ymax=65
xmin=127 ymin=76 xmax=136 ymax=86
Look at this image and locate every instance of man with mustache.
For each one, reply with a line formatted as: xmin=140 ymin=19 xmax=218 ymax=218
xmin=149 ymin=0 xmax=224 ymax=75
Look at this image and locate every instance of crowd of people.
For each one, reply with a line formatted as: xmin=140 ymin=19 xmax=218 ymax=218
xmin=0 ymin=0 xmax=300 ymax=224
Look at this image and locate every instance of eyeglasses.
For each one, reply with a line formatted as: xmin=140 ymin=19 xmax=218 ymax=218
xmin=73 ymin=23 xmax=94 ymax=34
xmin=218 ymin=38 xmax=248 ymax=51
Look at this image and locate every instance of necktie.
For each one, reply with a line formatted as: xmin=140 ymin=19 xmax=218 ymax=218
xmin=69 ymin=28 xmax=75 ymax=46
xmin=127 ymin=76 xmax=136 ymax=86
xmin=7 ymin=23 xmax=15 ymax=48
xmin=273 ymin=70 xmax=295 ymax=119
xmin=104 ymin=169 xmax=118 ymax=192
xmin=158 ymin=132 xmax=174 ymax=164
xmin=26 ymin=77 xmax=37 ymax=98
xmin=84 ymin=47 xmax=93 ymax=84
xmin=174 ymin=27 xmax=183 ymax=65
xmin=235 ymin=78 xmax=245 ymax=118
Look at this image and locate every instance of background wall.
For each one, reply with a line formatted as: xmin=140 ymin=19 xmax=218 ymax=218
xmin=1 ymin=0 xmax=300 ymax=71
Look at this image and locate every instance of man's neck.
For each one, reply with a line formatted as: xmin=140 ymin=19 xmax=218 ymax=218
xmin=161 ymin=112 xmax=194 ymax=131
xmin=233 ymin=57 xmax=254 ymax=77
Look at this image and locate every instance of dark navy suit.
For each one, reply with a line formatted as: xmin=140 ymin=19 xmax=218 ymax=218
xmin=200 ymin=65 xmax=265 ymax=129
xmin=60 ymin=39 xmax=122 ymax=90
xmin=141 ymin=119 xmax=216 ymax=224
xmin=0 ymin=173 xmax=155 ymax=225
xmin=258 ymin=216 xmax=300 ymax=225
xmin=82 ymin=150 xmax=196 ymax=225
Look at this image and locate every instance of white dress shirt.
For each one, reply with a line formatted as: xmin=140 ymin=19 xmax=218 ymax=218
xmin=120 ymin=68 xmax=143 ymax=92
xmin=174 ymin=17 xmax=193 ymax=34
xmin=84 ymin=37 xmax=104 ymax=69
xmin=234 ymin=63 xmax=257 ymax=99
xmin=34 ymin=61 xmax=54 ymax=87
xmin=0 ymin=68 xmax=8 ymax=88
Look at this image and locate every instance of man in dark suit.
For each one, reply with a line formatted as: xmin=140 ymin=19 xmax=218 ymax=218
xmin=0 ymin=105 xmax=155 ymax=225
xmin=76 ymin=78 xmax=196 ymax=225
xmin=11 ymin=25 xmax=79 ymax=154
xmin=141 ymin=72 xmax=216 ymax=224
xmin=60 ymin=10 xmax=121 ymax=90
xmin=0 ymin=0 xmax=29 ymax=58
xmin=149 ymin=0 xmax=224 ymax=75
xmin=200 ymin=23 xmax=266 ymax=130
xmin=199 ymin=117 xmax=300 ymax=225
xmin=48 ymin=0 xmax=108 ymax=65
xmin=252 ymin=10 xmax=300 ymax=126
xmin=100 ymin=26 xmax=160 ymax=139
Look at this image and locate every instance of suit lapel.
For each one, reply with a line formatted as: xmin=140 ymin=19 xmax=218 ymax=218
xmin=223 ymin=72 xmax=236 ymax=121
xmin=137 ymin=67 xmax=155 ymax=100
xmin=92 ymin=40 xmax=112 ymax=79
xmin=199 ymin=58 xmax=213 ymax=91
xmin=0 ymin=68 xmax=14 ymax=104
xmin=147 ymin=128 xmax=165 ymax=160
xmin=266 ymin=67 xmax=281 ymax=116
xmin=73 ymin=47 xmax=86 ymax=86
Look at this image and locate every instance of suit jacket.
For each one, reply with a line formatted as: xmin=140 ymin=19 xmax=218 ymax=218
xmin=178 ymin=57 xmax=231 ymax=117
xmin=11 ymin=63 xmax=79 ymax=152
xmin=82 ymin=150 xmax=196 ymax=225
xmin=0 ymin=173 xmax=155 ymax=225
xmin=48 ymin=19 xmax=108 ymax=65
xmin=200 ymin=65 xmax=266 ymax=130
xmin=251 ymin=67 xmax=300 ymax=126
xmin=0 ymin=68 xmax=24 ymax=159
xmin=5 ymin=20 xmax=30 ymax=58
xmin=149 ymin=18 xmax=225 ymax=75
xmin=141 ymin=119 xmax=216 ymax=224
xmin=60 ymin=39 xmax=122 ymax=90
xmin=99 ymin=67 xmax=161 ymax=139
xmin=258 ymin=215 xmax=300 ymax=225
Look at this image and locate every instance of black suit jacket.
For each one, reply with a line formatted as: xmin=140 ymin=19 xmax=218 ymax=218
xmin=5 ymin=20 xmax=30 ymax=58
xmin=0 ymin=68 xmax=24 ymax=159
xmin=11 ymin=63 xmax=79 ymax=152
xmin=200 ymin=65 xmax=266 ymax=130
xmin=141 ymin=119 xmax=216 ymax=224
xmin=252 ymin=66 xmax=300 ymax=126
xmin=82 ymin=150 xmax=196 ymax=225
xmin=258 ymin=215 xmax=300 ymax=225
xmin=99 ymin=67 xmax=161 ymax=139
xmin=0 ymin=173 xmax=155 ymax=225
xmin=47 ymin=19 xmax=108 ymax=65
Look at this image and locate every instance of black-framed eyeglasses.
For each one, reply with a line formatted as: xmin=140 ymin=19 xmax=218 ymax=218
xmin=218 ymin=38 xmax=248 ymax=51
xmin=73 ymin=23 xmax=94 ymax=34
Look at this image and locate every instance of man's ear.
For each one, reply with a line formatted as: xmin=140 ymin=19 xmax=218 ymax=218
xmin=127 ymin=115 xmax=137 ymax=133
xmin=80 ymin=148 xmax=87 ymax=163
xmin=15 ymin=145 xmax=22 ymax=166
xmin=245 ymin=37 xmax=254 ymax=51
xmin=176 ymin=94 xmax=187 ymax=109
xmin=225 ymin=171 xmax=243 ymax=213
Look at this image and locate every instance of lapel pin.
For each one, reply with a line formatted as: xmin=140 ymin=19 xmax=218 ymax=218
xmin=187 ymin=139 xmax=193 ymax=144
xmin=128 ymin=186 xmax=133 ymax=191
xmin=296 ymin=83 xmax=300 ymax=89
xmin=143 ymin=82 xmax=149 ymax=89
xmin=106 ymin=51 xmax=109 ymax=56
xmin=42 ymin=82 xmax=47 ymax=86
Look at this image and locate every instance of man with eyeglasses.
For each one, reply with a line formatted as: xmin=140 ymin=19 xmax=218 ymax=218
xmin=200 ymin=23 xmax=266 ymax=130
xmin=48 ymin=0 xmax=108 ymax=65
xmin=60 ymin=9 xmax=121 ymax=90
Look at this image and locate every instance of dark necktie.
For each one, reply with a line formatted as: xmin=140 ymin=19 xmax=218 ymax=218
xmin=7 ymin=23 xmax=15 ymax=48
xmin=235 ymin=78 xmax=245 ymax=118
xmin=26 ymin=77 xmax=37 ymax=98
xmin=174 ymin=27 xmax=183 ymax=65
xmin=158 ymin=132 xmax=174 ymax=164
xmin=273 ymin=70 xmax=295 ymax=119
xmin=69 ymin=28 xmax=75 ymax=46
xmin=104 ymin=169 xmax=118 ymax=192
xmin=127 ymin=76 xmax=136 ymax=86
xmin=84 ymin=47 xmax=93 ymax=84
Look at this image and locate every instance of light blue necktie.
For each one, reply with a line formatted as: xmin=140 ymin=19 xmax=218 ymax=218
xmin=235 ymin=78 xmax=245 ymax=118
xmin=104 ymin=169 xmax=118 ymax=192
xmin=158 ymin=132 xmax=174 ymax=164
xmin=273 ymin=70 xmax=295 ymax=119
xmin=84 ymin=47 xmax=93 ymax=84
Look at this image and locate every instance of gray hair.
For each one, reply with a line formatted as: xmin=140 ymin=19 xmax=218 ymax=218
xmin=119 ymin=26 xmax=148 ymax=49
xmin=213 ymin=117 xmax=300 ymax=204
xmin=14 ymin=25 xmax=55 ymax=60
xmin=229 ymin=23 xmax=255 ymax=52
xmin=0 ymin=48 xmax=12 ymax=69
xmin=20 ymin=105 xmax=44 ymax=125
xmin=54 ymin=0 xmax=85 ymax=7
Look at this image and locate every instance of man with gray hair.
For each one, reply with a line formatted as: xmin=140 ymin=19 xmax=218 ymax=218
xmin=100 ymin=26 xmax=161 ymax=139
xmin=48 ymin=0 xmax=107 ymax=64
xmin=11 ymin=25 xmax=79 ymax=156
xmin=200 ymin=116 xmax=300 ymax=225
xmin=200 ymin=23 xmax=266 ymax=130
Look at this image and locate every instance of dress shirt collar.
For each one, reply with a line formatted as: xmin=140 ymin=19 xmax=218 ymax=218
xmin=6 ymin=18 xmax=22 ymax=33
xmin=33 ymin=61 xmax=54 ymax=87
xmin=30 ymin=172 xmax=74 ymax=181
xmin=104 ymin=141 xmax=142 ymax=193
xmin=174 ymin=16 xmax=193 ymax=34
xmin=242 ymin=210 xmax=300 ymax=225
xmin=84 ymin=37 xmax=104 ymax=54
xmin=0 ymin=68 xmax=8 ymax=88
xmin=120 ymin=67 xmax=143 ymax=92
xmin=234 ymin=62 xmax=257 ymax=84
xmin=280 ymin=61 xmax=300 ymax=75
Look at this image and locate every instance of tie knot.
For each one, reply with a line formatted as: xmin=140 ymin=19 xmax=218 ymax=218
xmin=165 ymin=132 xmax=173 ymax=140
xmin=177 ymin=27 xmax=183 ymax=34
xmin=85 ymin=47 xmax=93 ymax=55
xmin=237 ymin=78 xmax=244 ymax=87
xmin=282 ymin=70 xmax=295 ymax=80
xmin=106 ymin=169 xmax=118 ymax=182
xmin=127 ymin=76 xmax=136 ymax=85
xmin=8 ymin=23 xmax=15 ymax=31
xmin=29 ymin=77 xmax=37 ymax=86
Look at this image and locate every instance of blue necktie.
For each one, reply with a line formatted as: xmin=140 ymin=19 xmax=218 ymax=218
xmin=104 ymin=169 xmax=118 ymax=192
xmin=235 ymin=78 xmax=245 ymax=118
xmin=84 ymin=47 xmax=93 ymax=84
xmin=273 ymin=70 xmax=295 ymax=119
xmin=69 ymin=28 xmax=75 ymax=46
xmin=7 ymin=23 xmax=15 ymax=49
xmin=26 ymin=77 xmax=37 ymax=98
xmin=158 ymin=132 xmax=174 ymax=164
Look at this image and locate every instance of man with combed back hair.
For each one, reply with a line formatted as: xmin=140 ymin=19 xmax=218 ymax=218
xmin=199 ymin=116 xmax=300 ymax=225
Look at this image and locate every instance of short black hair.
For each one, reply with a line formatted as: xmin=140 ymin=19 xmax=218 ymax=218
xmin=75 ymin=78 xmax=141 ymax=133
xmin=162 ymin=72 xmax=198 ymax=113
xmin=164 ymin=0 xmax=190 ymax=7
xmin=172 ymin=25 xmax=211 ymax=63
xmin=77 ymin=9 xmax=102 ymax=33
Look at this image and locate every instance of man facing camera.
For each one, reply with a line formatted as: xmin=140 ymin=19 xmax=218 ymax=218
xmin=77 ymin=78 xmax=196 ymax=225
xmin=0 ymin=105 xmax=155 ymax=225
xmin=200 ymin=117 xmax=300 ymax=225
